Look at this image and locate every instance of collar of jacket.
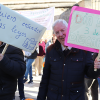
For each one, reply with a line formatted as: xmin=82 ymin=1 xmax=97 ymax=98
xmin=0 ymin=42 xmax=5 ymax=47
xmin=54 ymin=40 xmax=79 ymax=54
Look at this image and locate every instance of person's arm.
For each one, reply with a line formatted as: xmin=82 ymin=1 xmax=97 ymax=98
xmin=45 ymin=40 xmax=51 ymax=52
xmin=45 ymin=42 xmax=49 ymax=52
xmin=0 ymin=47 xmax=26 ymax=78
xmin=37 ymin=49 xmax=50 ymax=100
xmin=42 ymin=42 xmax=46 ymax=55
xmin=36 ymin=45 xmax=39 ymax=54
xmin=22 ymin=50 xmax=25 ymax=55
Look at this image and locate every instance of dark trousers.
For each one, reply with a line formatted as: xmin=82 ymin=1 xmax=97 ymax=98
xmin=18 ymin=76 xmax=25 ymax=98
xmin=84 ymin=78 xmax=98 ymax=100
xmin=0 ymin=93 xmax=15 ymax=100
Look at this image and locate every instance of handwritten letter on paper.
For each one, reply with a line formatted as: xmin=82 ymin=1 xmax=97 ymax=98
xmin=65 ymin=6 xmax=100 ymax=53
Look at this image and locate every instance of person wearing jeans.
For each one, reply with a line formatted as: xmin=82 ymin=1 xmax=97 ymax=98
xmin=23 ymin=49 xmax=38 ymax=83
xmin=24 ymin=59 xmax=34 ymax=83
xmin=97 ymin=77 xmax=100 ymax=92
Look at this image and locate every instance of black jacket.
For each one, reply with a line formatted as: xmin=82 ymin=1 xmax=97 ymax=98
xmin=0 ymin=43 xmax=26 ymax=97
xmin=37 ymin=40 xmax=100 ymax=100
xmin=27 ymin=49 xmax=38 ymax=59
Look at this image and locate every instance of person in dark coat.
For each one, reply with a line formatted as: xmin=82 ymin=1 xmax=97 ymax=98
xmin=85 ymin=53 xmax=98 ymax=100
xmin=37 ymin=19 xmax=100 ymax=100
xmin=0 ymin=41 xmax=26 ymax=100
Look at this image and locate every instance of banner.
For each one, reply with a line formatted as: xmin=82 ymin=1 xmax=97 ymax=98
xmin=18 ymin=7 xmax=55 ymax=30
xmin=0 ymin=4 xmax=46 ymax=53
xmin=65 ymin=6 xmax=100 ymax=53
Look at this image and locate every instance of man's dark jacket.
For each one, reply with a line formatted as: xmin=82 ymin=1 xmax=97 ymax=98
xmin=0 ymin=43 xmax=26 ymax=97
xmin=37 ymin=40 xmax=100 ymax=100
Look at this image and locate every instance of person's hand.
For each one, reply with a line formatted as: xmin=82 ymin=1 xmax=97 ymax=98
xmin=0 ymin=54 xmax=4 ymax=61
xmin=94 ymin=58 xmax=100 ymax=69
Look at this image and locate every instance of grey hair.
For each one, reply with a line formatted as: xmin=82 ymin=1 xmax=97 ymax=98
xmin=52 ymin=19 xmax=68 ymax=32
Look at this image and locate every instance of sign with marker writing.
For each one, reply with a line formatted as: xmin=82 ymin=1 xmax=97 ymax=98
xmin=0 ymin=4 xmax=46 ymax=53
xmin=65 ymin=6 xmax=100 ymax=53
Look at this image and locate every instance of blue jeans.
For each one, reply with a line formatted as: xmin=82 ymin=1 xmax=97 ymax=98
xmin=97 ymin=78 xmax=100 ymax=92
xmin=25 ymin=59 xmax=34 ymax=81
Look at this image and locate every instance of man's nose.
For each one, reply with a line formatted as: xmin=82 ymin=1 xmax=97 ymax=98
xmin=59 ymin=31 xmax=63 ymax=36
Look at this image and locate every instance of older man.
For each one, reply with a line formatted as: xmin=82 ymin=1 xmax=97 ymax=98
xmin=37 ymin=19 xmax=100 ymax=100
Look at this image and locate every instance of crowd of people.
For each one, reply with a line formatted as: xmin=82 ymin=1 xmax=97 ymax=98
xmin=1 ymin=3 xmax=100 ymax=100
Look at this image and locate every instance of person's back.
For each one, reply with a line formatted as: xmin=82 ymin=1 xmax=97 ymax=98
xmin=38 ymin=41 xmax=45 ymax=56
xmin=0 ymin=42 xmax=26 ymax=100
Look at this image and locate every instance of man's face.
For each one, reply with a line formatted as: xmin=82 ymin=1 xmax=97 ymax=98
xmin=54 ymin=22 xmax=67 ymax=46
xmin=45 ymin=39 xmax=47 ymax=44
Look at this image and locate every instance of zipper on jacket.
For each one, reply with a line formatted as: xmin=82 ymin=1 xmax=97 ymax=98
xmin=61 ymin=50 xmax=72 ymax=100
xmin=61 ymin=56 xmax=66 ymax=100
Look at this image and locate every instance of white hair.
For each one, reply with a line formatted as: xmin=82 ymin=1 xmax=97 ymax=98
xmin=52 ymin=19 xmax=68 ymax=32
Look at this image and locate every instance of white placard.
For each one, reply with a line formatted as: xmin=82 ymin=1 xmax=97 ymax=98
xmin=18 ymin=7 xmax=55 ymax=30
xmin=0 ymin=4 xmax=46 ymax=53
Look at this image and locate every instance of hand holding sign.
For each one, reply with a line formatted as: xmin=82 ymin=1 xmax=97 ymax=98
xmin=94 ymin=50 xmax=100 ymax=71
xmin=65 ymin=6 xmax=100 ymax=71
xmin=0 ymin=53 xmax=4 ymax=61
xmin=94 ymin=55 xmax=100 ymax=70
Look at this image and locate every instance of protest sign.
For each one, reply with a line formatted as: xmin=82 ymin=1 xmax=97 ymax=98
xmin=17 ymin=7 xmax=55 ymax=30
xmin=65 ymin=6 xmax=100 ymax=53
xmin=0 ymin=4 xmax=46 ymax=53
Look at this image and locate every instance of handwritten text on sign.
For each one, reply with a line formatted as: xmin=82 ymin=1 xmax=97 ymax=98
xmin=0 ymin=4 xmax=46 ymax=53
xmin=65 ymin=6 xmax=100 ymax=53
